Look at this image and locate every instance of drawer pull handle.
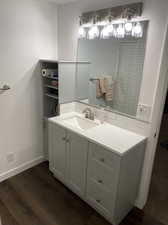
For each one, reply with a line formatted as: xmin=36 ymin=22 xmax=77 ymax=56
xmin=96 ymin=199 xmax=101 ymax=204
xmin=98 ymin=180 xmax=103 ymax=184
xmin=100 ymin=158 xmax=105 ymax=163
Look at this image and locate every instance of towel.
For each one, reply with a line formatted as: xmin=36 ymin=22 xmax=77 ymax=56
xmin=96 ymin=78 xmax=106 ymax=98
xmin=96 ymin=79 xmax=102 ymax=98
xmin=96 ymin=76 xmax=114 ymax=101
xmin=104 ymin=76 xmax=113 ymax=102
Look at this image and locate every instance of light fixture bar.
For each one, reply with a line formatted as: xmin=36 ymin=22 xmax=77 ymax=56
xmin=78 ymin=3 xmax=146 ymax=40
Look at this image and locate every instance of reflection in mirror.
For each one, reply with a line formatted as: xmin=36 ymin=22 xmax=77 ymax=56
xmin=76 ymin=21 xmax=148 ymax=118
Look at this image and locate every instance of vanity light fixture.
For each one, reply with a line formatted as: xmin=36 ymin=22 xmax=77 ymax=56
xmin=88 ymin=25 xmax=100 ymax=39
xmin=78 ymin=21 xmax=144 ymax=40
xmin=87 ymin=15 xmax=100 ymax=39
xmin=82 ymin=23 xmax=92 ymax=28
xmin=78 ymin=17 xmax=87 ymax=39
xmin=78 ymin=26 xmax=86 ymax=39
xmin=116 ymin=24 xmax=125 ymax=38
xmin=100 ymin=26 xmax=109 ymax=39
xmin=78 ymin=3 xmax=145 ymax=40
xmin=124 ymin=22 xmax=133 ymax=34
xmin=132 ymin=22 xmax=143 ymax=37
xmin=106 ymin=24 xmax=114 ymax=36
xmin=96 ymin=20 xmax=108 ymax=26
xmin=100 ymin=10 xmax=114 ymax=39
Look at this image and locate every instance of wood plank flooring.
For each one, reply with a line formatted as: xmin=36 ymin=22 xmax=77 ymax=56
xmin=144 ymin=114 xmax=168 ymax=224
xmin=0 ymin=162 xmax=165 ymax=225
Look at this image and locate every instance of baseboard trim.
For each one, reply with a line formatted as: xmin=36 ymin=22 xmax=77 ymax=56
xmin=0 ymin=156 xmax=45 ymax=183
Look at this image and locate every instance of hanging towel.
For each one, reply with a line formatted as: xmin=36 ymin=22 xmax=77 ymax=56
xmin=96 ymin=78 xmax=106 ymax=98
xmin=99 ymin=78 xmax=106 ymax=94
xmin=104 ymin=76 xmax=113 ymax=102
xmin=96 ymin=79 xmax=102 ymax=98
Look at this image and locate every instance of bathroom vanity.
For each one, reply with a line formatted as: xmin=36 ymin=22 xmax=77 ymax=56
xmin=48 ymin=111 xmax=146 ymax=225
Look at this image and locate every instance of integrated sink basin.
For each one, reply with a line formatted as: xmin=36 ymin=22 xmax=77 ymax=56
xmin=63 ymin=116 xmax=100 ymax=131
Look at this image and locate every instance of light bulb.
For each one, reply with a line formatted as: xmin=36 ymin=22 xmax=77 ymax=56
xmin=106 ymin=24 xmax=114 ymax=36
xmin=132 ymin=22 xmax=143 ymax=38
xmin=78 ymin=26 xmax=86 ymax=39
xmin=101 ymin=26 xmax=109 ymax=39
xmin=125 ymin=22 xmax=133 ymax=33
xmin=116 ymin=24 xmax=125 ymax=38
xmin=88 ymin=25 xmax=100 ymax=40
xmin=113 ymin=26 xmax=117 ymax=38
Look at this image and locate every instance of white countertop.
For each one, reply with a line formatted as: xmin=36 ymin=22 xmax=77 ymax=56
xmin=48 ymin=112 xmax=147 ymax=156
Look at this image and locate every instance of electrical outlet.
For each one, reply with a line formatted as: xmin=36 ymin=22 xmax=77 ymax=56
xmin=137 ymin=104 xmax=151 ymax=122
xmin=6 ymin=153 xmax=15 ymax=163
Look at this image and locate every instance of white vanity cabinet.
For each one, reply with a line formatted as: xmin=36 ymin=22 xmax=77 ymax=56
xmin=86 ymin=142 xmax=145 ymax=225
xmin=48 ymin=122 xmax=88 ymax=198
xmin=48 ymin=119 xmax=146 ymax=225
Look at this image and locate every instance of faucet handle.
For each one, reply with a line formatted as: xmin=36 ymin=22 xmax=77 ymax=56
xmin=82 ymin=107 xmax=90 ymax=113
xmin=82 ymin=107 xmax=95 ymax=120
xmin=90 ymin=110 xmax=95 ymax=120
xmin=82 ymin=108 xmax=90 ymax=119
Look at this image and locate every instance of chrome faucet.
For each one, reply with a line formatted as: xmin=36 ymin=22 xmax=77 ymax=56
xmin=82 ymin=107 xmax=95 ymax=120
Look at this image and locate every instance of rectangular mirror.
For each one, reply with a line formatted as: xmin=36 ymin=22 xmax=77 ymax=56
xmin=76 ymin=21 xmax=148 ymax=120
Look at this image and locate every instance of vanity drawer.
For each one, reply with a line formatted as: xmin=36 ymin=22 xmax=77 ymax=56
xmin=89 ymin=142 xmax=120 ymax=170
xmin=86 ymin=178 xmax=114 ymax=215
xmin=88 ymin=159 xmax=119 ymax=191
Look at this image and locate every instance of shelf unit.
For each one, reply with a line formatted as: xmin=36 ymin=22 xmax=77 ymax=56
xmin=40 ymin=60 xmax=91 ymax=161
xmin=44 ymin=85 xmax=58 ymax=90
xmin=45 ymin=76 xmax=59 ymax=80
xmin=45 ymin=93 xmax=58 ymax=100
xmin=40 ymin=60 xmax=59 ymax=119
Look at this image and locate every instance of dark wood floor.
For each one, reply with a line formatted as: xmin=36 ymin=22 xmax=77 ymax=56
xmin=0 ymin=162 xmax=165 ymax=225
xmin=144 ymin=114 xmax=168 ymax=224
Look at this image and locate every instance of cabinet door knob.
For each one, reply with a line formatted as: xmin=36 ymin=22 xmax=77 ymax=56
xmin=62 ymin=137 xmax=66 ymax=141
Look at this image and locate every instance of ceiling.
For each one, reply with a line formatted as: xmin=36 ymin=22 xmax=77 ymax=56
xmin=48 ymin=0 xmax=78 ymax=4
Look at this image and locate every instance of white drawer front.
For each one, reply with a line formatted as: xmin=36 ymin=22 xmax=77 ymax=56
xmin=89 ymin=142 xmax=120 ymax=170
xmin=88 ymin=159 xmax=119 ymax=191
xmin=86 ymin=179 xmax=115 ymax=215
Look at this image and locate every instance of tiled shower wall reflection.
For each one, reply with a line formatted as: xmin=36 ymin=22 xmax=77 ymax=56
xmin=77 ymin=33 xmax=147 ymax=116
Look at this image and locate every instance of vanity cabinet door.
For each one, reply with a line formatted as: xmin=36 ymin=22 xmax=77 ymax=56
xmin=67 ymin=131 xmax=88 ymax=197
xmin=48 ymin=123 xmax=67 ymax=183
